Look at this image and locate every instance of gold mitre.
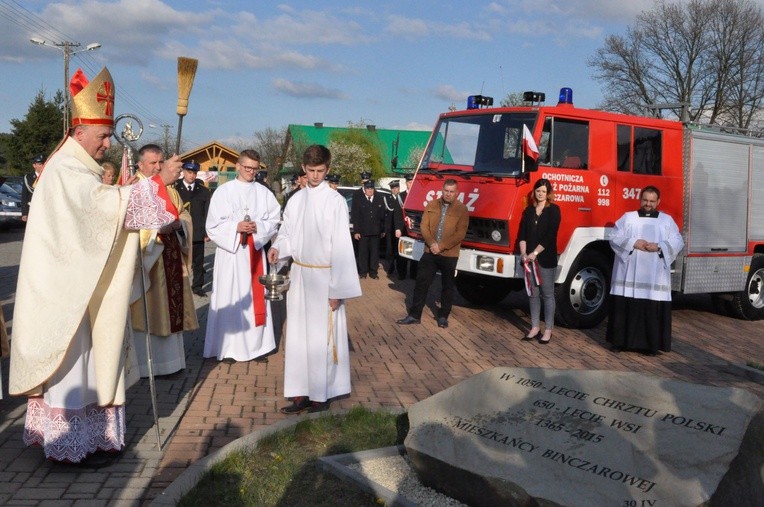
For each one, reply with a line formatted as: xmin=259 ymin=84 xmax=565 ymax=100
xmin=69 ymin=67 xmax=115 ymax=128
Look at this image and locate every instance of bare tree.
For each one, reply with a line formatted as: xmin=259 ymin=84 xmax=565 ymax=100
xmin=589 ymin=0 xmax=764 ymax=129
xmin=253 ymin=126 xmax=287 ymax=181
xmin=708 ymin=0 xmax=764 ymax=129
xmin=500 ymin=92 xmax=530 ymax=107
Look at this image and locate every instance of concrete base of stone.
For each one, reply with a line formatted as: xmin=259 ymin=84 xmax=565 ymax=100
xmin=319 ymin=446 xmax=419 ymax=507
xmin=407 ymin=447 xmax=563 ymax=507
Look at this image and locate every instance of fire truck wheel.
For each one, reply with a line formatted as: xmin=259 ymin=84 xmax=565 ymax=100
xmin=454 ymin=273 xmax=516 ymax=305
xmin=554 ymin=250 xmax=611 ymax=329
xmin=729 ymin=255 xmax=764 ymax=320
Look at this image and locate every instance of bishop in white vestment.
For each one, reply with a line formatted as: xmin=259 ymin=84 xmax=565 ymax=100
xmin=204 ymin=152 xmax=281 ymax=362
xmin=9 ymin=67 xmax=178 ymax=463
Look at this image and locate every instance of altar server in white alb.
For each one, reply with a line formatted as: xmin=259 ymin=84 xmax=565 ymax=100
xmin=203 ymin=149 xmax=281 ymax=362
xmin=9 ymin=67 xmax=179 ymax=464
xmin=269 ymin=144 xmax=362 ymax=414
xmin=606 ymin=185 xmax=684 ymax=355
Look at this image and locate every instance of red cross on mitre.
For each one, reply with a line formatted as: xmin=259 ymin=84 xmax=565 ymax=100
xmin=97 ymin=81 xmax=114 ymax=116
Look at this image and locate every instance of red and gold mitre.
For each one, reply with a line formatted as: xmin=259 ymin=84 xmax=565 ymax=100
xmin=69 ymin=67 xmax=115 ymax=128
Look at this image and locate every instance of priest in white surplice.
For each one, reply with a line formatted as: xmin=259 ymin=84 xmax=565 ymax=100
xmin=606 ymin=185 xmax=684 ymax=355
xmin=204 ymin=150 xmax=281 ymax=362
xmin=9 ymin=67 xmax=180 ymax=464
xmin=269 ymin=145 xmax=362 ymax=414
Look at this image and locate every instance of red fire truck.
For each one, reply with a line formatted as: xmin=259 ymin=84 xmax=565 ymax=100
xmin=399 ymin=88 xmax=764 ymax=328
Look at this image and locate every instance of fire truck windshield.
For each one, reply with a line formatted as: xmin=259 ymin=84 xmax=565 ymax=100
xmin=420 ymin=112 xmax=538 ymax=177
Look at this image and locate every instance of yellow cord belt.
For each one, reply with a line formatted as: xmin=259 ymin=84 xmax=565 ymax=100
xmin=292 ymin=260 xmax=330 ymax=269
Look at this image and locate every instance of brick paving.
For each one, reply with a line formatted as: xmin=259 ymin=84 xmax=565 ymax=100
xmin=1 ymin=226 xmax=762 ymax=506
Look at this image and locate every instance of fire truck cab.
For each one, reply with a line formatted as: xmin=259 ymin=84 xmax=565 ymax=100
xmin=399 ymin=89 xmax=764 ymax=328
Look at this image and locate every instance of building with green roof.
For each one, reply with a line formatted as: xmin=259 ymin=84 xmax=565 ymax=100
xmin=281 ymin=123 xmax=432 ymax=180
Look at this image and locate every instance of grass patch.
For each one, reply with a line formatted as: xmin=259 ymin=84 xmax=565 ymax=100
xmin=746 ymin=360 xmax=764 ymax=371
xmin=178 ymin=406 xmax=406 ymax=506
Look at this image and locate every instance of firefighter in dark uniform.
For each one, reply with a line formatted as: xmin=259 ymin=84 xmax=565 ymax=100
xmin=384 ymin=180 xmax=407 ymax=278
xmin=21 ymin=154 xmax=45 ymax=222
xmin=399 ymin=172 xmax=413 ymax=202
xmin=398 ymin=173 xmax=417 ymax=279
xmin=352 ymin=170 xmax=372 ymax=203
xmin=282 ymin=169 xmax=306 ymax=212
xmin=175 ymin=160 xmax=212 ymax=296
xmin=351 ymin=179 xmax=387 ymax=278
xmin=326 ymin=173 xmax=340 ymax=189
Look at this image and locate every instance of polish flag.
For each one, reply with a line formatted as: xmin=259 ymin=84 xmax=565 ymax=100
xmin=522 ymin=124 xmax=539 ymax=161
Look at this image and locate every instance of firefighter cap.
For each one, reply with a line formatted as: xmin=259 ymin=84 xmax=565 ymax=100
xmin=182 ymin=161 xmax=200 ymax=171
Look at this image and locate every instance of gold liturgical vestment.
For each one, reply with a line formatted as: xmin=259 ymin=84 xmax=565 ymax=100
xmin=130 ymin=181 xmax=198 ymax=337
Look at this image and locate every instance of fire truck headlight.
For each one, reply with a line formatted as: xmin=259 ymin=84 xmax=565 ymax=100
xmin=491 ymin=230 xmax=502 ymax=242
xmin=477 ymin=256 xmax=495 ymax=272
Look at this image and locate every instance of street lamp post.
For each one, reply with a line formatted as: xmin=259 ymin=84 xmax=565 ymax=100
xmin=30 ymin=38 xmax=102 ymax=135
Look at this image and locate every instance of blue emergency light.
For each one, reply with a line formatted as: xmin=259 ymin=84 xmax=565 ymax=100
xmin=467 ymin=95 xmax=494 ymax=109
xmin=558 ymin=87 xmax=573 ymax=105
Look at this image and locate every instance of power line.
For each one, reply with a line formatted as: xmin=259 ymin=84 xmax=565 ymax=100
xmin=2 ymin=0 xmax=175 ymax=135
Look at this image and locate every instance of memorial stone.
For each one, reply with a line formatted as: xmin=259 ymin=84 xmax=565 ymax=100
xmin=404 ymin=367 xmax=763 ymax=507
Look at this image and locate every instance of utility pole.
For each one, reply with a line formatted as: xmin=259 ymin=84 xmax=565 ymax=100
xmin=150 ymin=124 xmax=174 ymax=155
xmin=30 ymin=38 xmax=102 ymax=135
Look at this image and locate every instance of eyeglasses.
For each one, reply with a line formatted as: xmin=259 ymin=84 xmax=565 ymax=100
xmin=238 ymin=163 xmax=259 ymax=172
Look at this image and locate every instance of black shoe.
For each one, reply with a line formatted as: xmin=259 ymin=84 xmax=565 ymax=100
xmin=193 ymin=289 xmax=207 ymax=297
xmin=369 ymin=273 xmax=379 ymax=279
xmin=280 ymin=397 xmax=312 ymax=415
xmin=437 ymin=317 xmax=448 ymax=328
xmin=307 ymin=401 xmax=330 ymax=413
xmin=522 ymin=332 xmax=540 ymax=341
xmin=254 ymin=356 xmax=269 ymax=363
xmin=396 ymin=315 xmax=420 ymax=325
xmin=73 ymin=450 xmax=122 ymax=469
xmin=359 ymin=274 xmax=367 ymax=279
xmin=222 ymin=357 xmax=236 ymax=364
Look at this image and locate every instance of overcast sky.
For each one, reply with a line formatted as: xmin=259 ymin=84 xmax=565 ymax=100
xmin=2 ymin=0 xmax=762 ymax=151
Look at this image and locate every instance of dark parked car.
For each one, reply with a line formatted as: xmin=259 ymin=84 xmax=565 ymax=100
xmin=3 ymin=175 xmax=23 ymax=196
xmin=0 ymin=180 xmax=23 ymax=229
